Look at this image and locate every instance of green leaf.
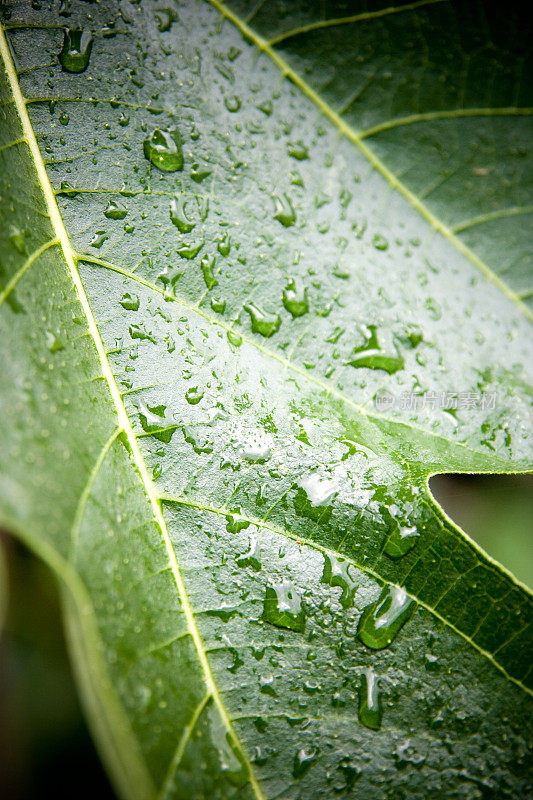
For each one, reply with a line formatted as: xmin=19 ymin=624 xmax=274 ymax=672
xmin=0 ymin=2 xmax=532 ymax=798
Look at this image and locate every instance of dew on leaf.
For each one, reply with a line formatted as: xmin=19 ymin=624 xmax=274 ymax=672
xmin=9 ymin=226 xmax=26 ymax=254
xmin=357 ymin=585 xmax=415 ymax=650
xmin=45 ymin=330 xmax=64 ymax=353
xmin=321 ymin=554 xmax=358 ymax=608
xmin=129 ymin=323 xmax=156 ymax=343
xmin=236 ymin=535 xmax=261 ymax=571
xmin=225 ymin=509 xmax=250 ymax=533
xmin=154 ymin=7 xmax=177 ymax=32
xmin=383 ymin=525 xmax=419 ymax=559
xmin=217 ymin=233 xmax=231 ymax=256
xmin=201 ymin=254 xmax=217 ymax=289
xmin=89 ymin=231 xmax=108 ymax=248
xmin=58 ymin=181 xmax=78 ymax=197
xmin=224 ymin=94 xmax=242 ymax=112
xmin=210 ymin=297 xmax=226 ymax=314
xmin=347 ymin=325 xmax=404 ymax=374
xmin=104 ymin=200 xmax=127 ymax=220
xmin=227 ymin=329 xmax=242 ymax=347
xmin=143 ymin=128 xmax=183 ymax=172
xmin=119 ymin=293 xmax=140 ymax=311
xmin=358 ymin=668 xmax=382 ymax=730
xmin=282 ymin=278 xmax=309 ymax=317
xmin=372 ymin=233 xmax=389 ymax=251
xmin=262 ymin=581 xmax=306 ymax=632
xmin=292 ymin=747 xmax=318 ymax=778
xmin=59 ymin=27 xmax=93 ymax=73
xmin=207 ymin=703 xmax=250 ymax=788
xmin=273 ymin=193 xmax=296 ymax=227
xmin=244 ymin=302 xmax=281 ymax=337
xmin=177 ymin=239 xmax=203 ymax=259
xmin=185 ymin=386 xmax=204 ymax=405
xmin=287 ymin=141 xmax=309 ymax=160
xmin=169 ymin=194 xmax=195 ymax=233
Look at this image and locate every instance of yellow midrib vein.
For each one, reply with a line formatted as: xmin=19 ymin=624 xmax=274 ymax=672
xmin=0 ymin=25 xmax=264 ymax=800
xmin=206 ymin=0 xmax=533 ymax=324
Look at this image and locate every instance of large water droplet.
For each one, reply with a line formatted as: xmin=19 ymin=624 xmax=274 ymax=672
xmin=358 ymin=668 xmax=382 ymax=730
xmin=138 ymin=403 xmax=175 ymax=443
xmin=119 ymin=292 xmax=139 ymax=310
xmin=207 ymin=703 xmax=250 ymax=788
xmin=185 ymin=386 xmax=204 ymax=405
xmin=282 ymin=278 xmax=309 ymax=317
xmin=244 ymin=302 xmax=281 ymax=337
xmin=169 ymin=194 xmax=195 ymax=232
xmin=143 ymin=128 xmax=183 ymax=172
xmin=321 ymin=554 xmax=358 ymax=608
xmin=59 ymin=27 xmax=93 ymax=73
xmin=383 ymin=525 xmax=419 ymax=559
xmin=357 ymin=585 xmax=415 ymax=649
xmin=262 ymin=581 xmax=306 ymax=632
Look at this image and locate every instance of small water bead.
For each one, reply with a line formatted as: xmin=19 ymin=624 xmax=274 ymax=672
xmin=169 ymin=194 xmax=208 ymax=233
xmin=177 ymin=239 xmax=203 ymax=259
xmin=59 ymin=27 xmax=93 ymax=73
xmin=287 ymin=141 xmax=309 ymax=160
xmin=9 ymin=226 xmax=26 ymax=254
xmin=358 ymin=669 xmax=382 ymax=730
xmin=224 ymin=94 xmax=242 ymax=112
xmin=201 ymin=254 xmax=217 ymax=289
xmin=154 ymin=7 xmax=177 ymax=32
xmin=217 ymin=233 xmax=231 ymax=257
xmin=143 ymin=128 xmax=183 ymax=172
xmin=321 ymin=554 xmax=358 ymax=608
xmin=282 ymin=278 xmax=309 ymax=317
xmin=207 ymin=704 xmax=250 ymax=788
xmin=273 ymin=193 xmax=296 ymax=227
xmin=357 ymin=585 xmax=415 ymax=650
xmin=244 ymin=302 xmax=281 ymax=337
xmin=59 ymin=112 xmax=70 ymax=126
xmin=262 ymin=581 xmax=306 ymax=632
xmin=383 ymin=525 xmax=419 ymax=559
xmin=210 ymin=297 xmax=226 ymax=314
xmin=372 ymin=233 xmax=389 ymax=251
xmin=225 ymin=509 xmax=250 ymax=534
xmin=119 ymin=293 xmax=139 ymax=310
xmin=185 ymin=386 xmax=204 ymax=405
xmin=45 ymin=330 xmax=64 ymax=353
xmin=235 ymin=535 xmax=261 ymax=571
xmin=104 ymin=200 xmax=127 ymax=220
xmin=129 ymin=323 xmax=156 ymax=343
xmin=89 ymin=231 xmax=108 ymax=248
xmin=227 ymin=329 xmax=242 ymax=347
xmin=138 ymin=403 xmax=175 ymax=443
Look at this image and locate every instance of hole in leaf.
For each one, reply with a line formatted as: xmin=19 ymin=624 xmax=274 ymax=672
xmin=429 ymin=474 xmax=533 ymax=589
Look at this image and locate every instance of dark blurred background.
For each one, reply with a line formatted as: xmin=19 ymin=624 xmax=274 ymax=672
xmin=0 ymin=474 xmax=531 ymax=799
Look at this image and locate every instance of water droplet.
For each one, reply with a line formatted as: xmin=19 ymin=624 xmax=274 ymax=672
xmin=358 ymin=668 xmax=382 ymax=730
xmin=185 ymin=386 xmax=204 ymax=405
xmin=321 ymin=554 xmax=358 ymax=608
xmin=119 ymin=293 xmax=139 ymax=310
xmin=201 ymin=254 xmax=217 ymax=289
xmin=282 ymin=278 xmax=309 ymax=317
xmin=225 ymin=509 xmax=249 ymax=533
xmin=262 ymin=581 xmax=306 ymax=632
xmin=347 ymin=325 xmax=404 ymax=374
xmin=357 ymin=585 xmax=415 ymax=650
xmin=287 ymin=141 xmax=309 ymax=160
xmin=143 ymin=129 xmax=183 ymax=172
xmin=383 ymin=525 xmax=419 ymax=559
xmin=104 ymin=199 xmax=127 ymax=220
xmin=227 ymin=329 xmax=242 ymax=347
xmin=372 ymin=233 xmax=389 ymax=251
xmin=59 ymin=27 xmax=93 ymax=73
xmin=169 ymin=194 xmax=195 ymax=233
xmin=89 ymin=231 xmax=108 ymax=249
xmin=58 ymin=181 xmax=78 ymax=197
xmin=129 ymin=323 xmax=156 ymax=343
xmin=244 ymin=302 xmax=281 ymax=337
xmin=139 ymin=403 xmax=175 ymax=443
xmin=155 ymin=7 xmax=177 ymax=32
xmin=273 ymin=193 xmax=296 ymax=227
xmin=59 ymin=111 xmax=70 ymax=125
xmin=210 ymin=297 xmax=226 ymax=314
xmin=177 ymin=239 xmax=203 ymax=259
xmin=9 ymin=226 xmax=26 ymax=254
xmin=207 ymin=703 xmax=250 ymax=787
xmin=217 ymin=233 xmax=231 ymax=257
xmin=236 ymin=535 xmax=261 ymax=571
xmin=224 ymin=94 xmax=242 ymax=112
xmin=300 ymin=473 xmax=338 ymax=507
xmin=45 ymin=330 xmax=64 ymax=353
xmin=292 ymin=747 xmax=318 ymax=778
